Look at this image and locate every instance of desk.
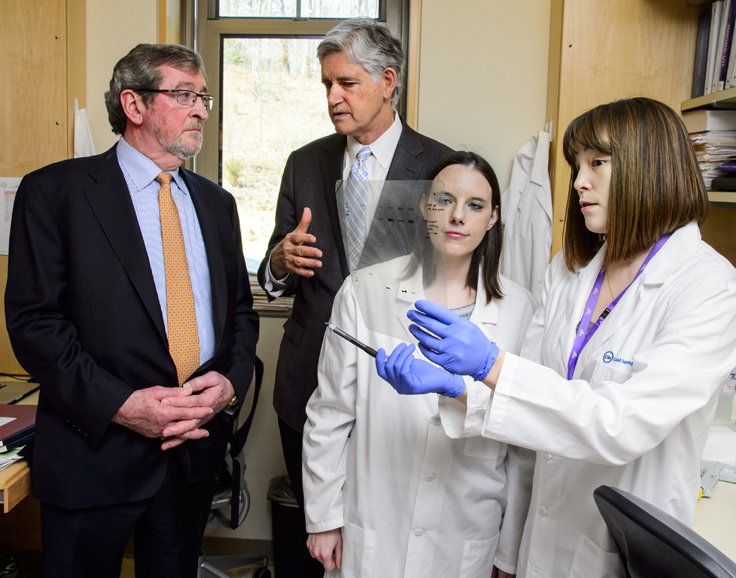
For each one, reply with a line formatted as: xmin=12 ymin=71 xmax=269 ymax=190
xmin=694 ymin=478 xmax=736 ymax=561
xmin=0 ymin=462 xmax=29 ymax=513
xmin=0 ymin=390 xmax=38 ymax=513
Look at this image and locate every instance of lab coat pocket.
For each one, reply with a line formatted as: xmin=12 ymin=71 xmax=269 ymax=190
xmin=463 ymin=436 xmax=502 ymax=461
xmin=590 ymin=359 xmax=633 ymax=390
xmin=341 ymin=519 xmax=377 ymax=578
xmin=569 ymin=533 xmax=624 ymax=578
xmin=458 ymin=532 xmax=499 ymax=578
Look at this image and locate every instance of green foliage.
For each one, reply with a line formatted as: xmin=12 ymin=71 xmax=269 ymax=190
xmin=222 ymin=38 xmax=333 ymax=261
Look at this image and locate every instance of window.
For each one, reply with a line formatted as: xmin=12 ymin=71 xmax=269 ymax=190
xmin=219 ymin=0 xmax=380 ymax=19
xmin=194 ymin=0 xmax=409 ymax=277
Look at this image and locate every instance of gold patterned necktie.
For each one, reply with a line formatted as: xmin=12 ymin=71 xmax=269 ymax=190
xmin=156 ymin=172 xmax=199 ymax=386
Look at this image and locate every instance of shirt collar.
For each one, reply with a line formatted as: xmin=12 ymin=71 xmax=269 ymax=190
xmin=346 ymin=113 xmax=402 ymax=170
xmin=116 ymin=136 xmax=187 ymax=193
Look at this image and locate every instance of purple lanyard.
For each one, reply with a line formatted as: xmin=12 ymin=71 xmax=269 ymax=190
xmin=566 ymin=235 xmax=670 ymax=380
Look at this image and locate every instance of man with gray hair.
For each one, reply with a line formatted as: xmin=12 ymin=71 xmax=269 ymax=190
xmin=257 ymin=17 xmax=451 ymax=574
xmin=6 ymin=43 xmax=258 ymax=577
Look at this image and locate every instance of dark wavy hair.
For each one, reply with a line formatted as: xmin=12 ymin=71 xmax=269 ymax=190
xmin=562 ymin=97 xmax=708 ymax=272
xmin=105 ymin=43 xmax=206 ymax=136
xmin=403 ymin=151 xmax=504 ymax=303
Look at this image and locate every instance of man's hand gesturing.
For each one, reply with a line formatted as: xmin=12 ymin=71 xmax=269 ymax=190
xmin=270 ymin=207 xmax=323 ymax=279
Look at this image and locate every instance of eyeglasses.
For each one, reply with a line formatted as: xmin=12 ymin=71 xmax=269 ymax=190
xmin=131 ymin=88 xmax=214 ymax=110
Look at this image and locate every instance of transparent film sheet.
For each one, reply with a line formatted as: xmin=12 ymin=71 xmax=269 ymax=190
xmin=335 ymin=179 xmax=447 ymax=341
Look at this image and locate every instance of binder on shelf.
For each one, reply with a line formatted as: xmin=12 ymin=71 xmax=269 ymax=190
xmin=683 ymin=109 xmax=736 ymax=133
xmin=694 ymin=8 xmax=713 ymax=98
xmin=706 ymin=1 xmax=724 ymax=95
xmin=719 ymin=0 xmax=736 ymax=90
xmin=714 ymin=0 xmax=732 ymax=92
xmin=707 ymin=1 xmax=725 ymax=94
xmin=712 ymin=174 xmax=736 ymax=191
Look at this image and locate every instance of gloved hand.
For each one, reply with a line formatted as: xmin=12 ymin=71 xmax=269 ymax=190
xmin=407 ymin=299 xmax=500 ymax=382
xmin=375 ymin=343 xmax=466 ymax=398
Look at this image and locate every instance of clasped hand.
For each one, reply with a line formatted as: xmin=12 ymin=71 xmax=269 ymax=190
xmin=112 ymin=371 xmax=235 ymax=451
xmin=408 ymin=300 xmax=499 ymax=382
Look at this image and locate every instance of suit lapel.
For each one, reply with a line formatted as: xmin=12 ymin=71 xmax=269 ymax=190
xmin=386 ymin=124 xmax=424 ymax=181
xmin=361 ymin=124 xmax=426 ymax=268
xmin=320 ymin=135 xmax=350 ymax=277
xmin=83 ymin=147 xmax=167 ymax=341
xmin=180 ymin=170 xmax=227 ymax=354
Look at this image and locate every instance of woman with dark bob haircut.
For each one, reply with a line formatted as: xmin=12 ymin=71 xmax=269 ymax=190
xmin=378 ymin=98 xmax=736 ymax=577
xmin=303 ymin=151 xmax=536 ymax=577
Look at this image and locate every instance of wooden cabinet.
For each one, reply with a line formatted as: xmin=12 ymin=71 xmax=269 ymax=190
xmin=0 ymin=0 xmax=85 ymax=374
xmin=545 ymin=0 xmax=736 ymax=265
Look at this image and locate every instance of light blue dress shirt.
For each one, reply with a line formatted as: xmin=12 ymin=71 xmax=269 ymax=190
xmin=116 ymin=137 xmax=215 ymax=366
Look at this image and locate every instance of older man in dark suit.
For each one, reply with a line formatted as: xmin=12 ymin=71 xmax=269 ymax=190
xmin=5 ymin=44 xmax=258 ymax=578
xmin=257 ymin=17 xmax=452 ymax=573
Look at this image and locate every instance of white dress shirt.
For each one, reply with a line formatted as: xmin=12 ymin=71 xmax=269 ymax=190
xmin=264 ymin=114 xmax=403 ymax=294
xmin=116 ymin=137 xmax=215 ymax=366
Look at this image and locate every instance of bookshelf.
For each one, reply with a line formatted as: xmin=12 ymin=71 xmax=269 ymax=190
xmin=546 ymin=0 xmax=736 ymax=265
xmin=683 ymin=84 xmax=736 ymax=207
xmin=683 ymin=86 xmax=736 ymax=111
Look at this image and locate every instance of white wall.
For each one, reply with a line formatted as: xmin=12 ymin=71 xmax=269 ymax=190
xmin=86 ymin=0 xmax=158 ymax=153
xmin=416 ymin=0 xmax=551 ymax=191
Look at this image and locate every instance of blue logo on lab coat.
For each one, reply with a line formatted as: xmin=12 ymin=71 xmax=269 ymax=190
xmin=603 ymin=351 xmax=633 ymax=367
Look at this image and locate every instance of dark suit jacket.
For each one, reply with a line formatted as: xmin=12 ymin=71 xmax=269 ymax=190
xmin=5 ymin=144 xmax=259 ymax=509
xmin=257 ymin=122 xmax=452 ymax=432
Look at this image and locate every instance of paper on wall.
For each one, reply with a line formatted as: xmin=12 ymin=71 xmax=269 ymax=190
xmin=0 ymin=178 xmax=21 ymax=255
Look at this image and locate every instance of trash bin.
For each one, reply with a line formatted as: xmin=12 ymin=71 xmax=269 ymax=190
xmin=267 ymin=475 xmax=325 ymax=578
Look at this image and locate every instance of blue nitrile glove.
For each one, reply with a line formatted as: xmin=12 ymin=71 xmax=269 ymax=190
xmin=375 ymin=343 xmax=466 ymax=398
xmin=407 ymin=300 xmax=500 ymax=382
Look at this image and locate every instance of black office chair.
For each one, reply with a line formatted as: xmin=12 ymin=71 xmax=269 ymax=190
xmin=198 ymin=357 xmax=271 ymax=578
xmin=594 ymin=485 xmax=736 ymax=578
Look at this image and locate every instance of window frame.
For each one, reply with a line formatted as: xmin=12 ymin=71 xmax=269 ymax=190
xmin=192 ymin=0 xmax=410 ymax=186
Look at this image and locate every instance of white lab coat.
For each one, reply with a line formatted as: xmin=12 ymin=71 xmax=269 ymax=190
xmin=440 ymin=222 xmax=736 ymax=578
xmin=499 ymin=132 xmax=553 ymax=302
xmin=303 ymin=256 xmax=536 ymax=578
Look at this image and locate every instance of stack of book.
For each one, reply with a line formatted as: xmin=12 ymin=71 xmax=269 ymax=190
xmin=683 ymin=109 xmax=736 ymax=190
xmin=249 ymin=278 xmax=294 ymax=314
xmin=693 ymin=0 xmax=736 ymax=98
xmin=0 ymin=405 xmax=35 ymax=472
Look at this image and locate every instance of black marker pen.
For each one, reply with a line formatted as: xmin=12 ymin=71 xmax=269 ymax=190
xmin=325 ymin=323 xmax=378 ymax=358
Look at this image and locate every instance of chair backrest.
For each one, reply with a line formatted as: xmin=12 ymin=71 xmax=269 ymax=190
xmin=209 ymin=356 xmax=264 ymax=531
xmin=594 ymin=485 xmax=736 ymax=578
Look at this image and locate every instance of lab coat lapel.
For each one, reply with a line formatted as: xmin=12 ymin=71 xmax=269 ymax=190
xmin=83 ymin=148 xmax=167 ymax=341
xmin=470 ymin=275 xmax=499 ymax=340
xmin=396 ymin=266 xmax=423 ymax=341
xmin=562 ymin=246 xmax=606 ymax=377
xmin=574 ymin=224 xmax=701 ymax=374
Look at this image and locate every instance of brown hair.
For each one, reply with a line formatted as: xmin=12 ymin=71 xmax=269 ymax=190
xmin=403 ymin=151 xmax=504 ymax=303
xmin=561 ymin=97 xmax=708 ymax=271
